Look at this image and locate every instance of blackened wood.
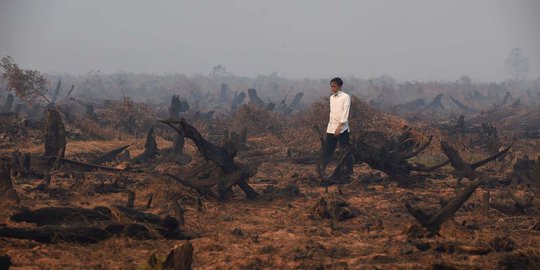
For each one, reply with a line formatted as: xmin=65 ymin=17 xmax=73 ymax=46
xmin=11 ymin=206 xmax=113 ymax=226
xmin=92 ymin=145 xmax=130 ymax=165
xmin=0 ymin=226 xmax=111 ymax=244
xmin=248 ymin=88 xmax=265 ymax=107
xmin=133 ymin=127 xmax=158 ymax=163
xmin=44 ymin=156 xmax=125 ymax=172
xmin=0 ymin=157 xmax=17 ymax=200
xmin=44 ymin=107 xmax=66 ymax=158
xmin=162 ymin=242 xmax=193 ymax=270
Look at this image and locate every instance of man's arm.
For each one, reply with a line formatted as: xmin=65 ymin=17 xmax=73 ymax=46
xmin=334 ymin=94 xmax=351 ymax=136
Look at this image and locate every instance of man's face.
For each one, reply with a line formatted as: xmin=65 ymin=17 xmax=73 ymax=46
xmin=330 ymin=82 xmax=341 ymax=94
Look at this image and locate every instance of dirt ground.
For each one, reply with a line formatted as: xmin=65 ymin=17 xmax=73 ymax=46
xmin=2 ymin=134 xmax=540 ymax=270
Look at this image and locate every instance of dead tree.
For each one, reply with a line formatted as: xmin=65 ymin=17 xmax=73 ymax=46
xmin=248 ymin=88 xmax=265 ymax=107
xmin=161 ymin=119 xmax=260 ymax=200
xmin=51 ymin=80 xmax=61 ymax=104
xmin=44 ymin=106 xmax=66 ymax=158
xmin=406 ymin=142 xmax=510 ymax=234
xmin=219 ymin=83 xmax=231 ymax=104
xmin=169 ymin=95 xmax=189 ymax=119
xmin=230 ymin=91 xmax=246 ymax=111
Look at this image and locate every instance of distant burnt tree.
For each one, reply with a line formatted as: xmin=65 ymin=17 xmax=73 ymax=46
xmin=248 ymin=88 xmax=265 ymax=107
xmin=168 ymin=95 xmax=189 ymax=119
xmin=231 ymin=91 xmax=246 ymax=111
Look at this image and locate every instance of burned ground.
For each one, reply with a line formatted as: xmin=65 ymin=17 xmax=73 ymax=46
xmin=1 ymin=75 xmax=540 ymax=269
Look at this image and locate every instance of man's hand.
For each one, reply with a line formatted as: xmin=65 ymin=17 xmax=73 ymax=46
xmin=334 ymin=124 xmax=342 ymax=137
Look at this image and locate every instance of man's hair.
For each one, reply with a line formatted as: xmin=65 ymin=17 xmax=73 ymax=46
xmin=330 ymin=77 xmax=343 ymax=86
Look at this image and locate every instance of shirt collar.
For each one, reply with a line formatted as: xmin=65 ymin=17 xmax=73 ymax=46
xmin=332 ymin=91 xmax=342 ymax=97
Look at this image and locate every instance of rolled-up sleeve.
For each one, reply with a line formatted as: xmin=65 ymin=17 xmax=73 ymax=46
xmin=340 ymin=94 xmax=350 ymax=124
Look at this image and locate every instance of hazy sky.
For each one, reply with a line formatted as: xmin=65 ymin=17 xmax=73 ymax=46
xmin=1 ymin=0 xmax=539 ymax=81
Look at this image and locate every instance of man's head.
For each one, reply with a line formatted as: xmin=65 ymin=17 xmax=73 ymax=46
xmin=330 ymin=77 xmax=343 ymax=94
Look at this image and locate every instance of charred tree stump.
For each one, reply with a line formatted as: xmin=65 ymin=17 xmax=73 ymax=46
xmin=248 ymin=88 xmax=265 ymax=107
xmin=44 ymin=107 xmax=66 ymax=158
xmin=133 ymin=127 xmax=158 ymax=163
xmin=0 ymin=157 xmax=18 ymax=200
xmin=231 ymin=92 xmax=246 ymax=111
xmin=219 ymin=83 xmax=231 ymax=104
xmin=289 ymin=92 xmax=304 ymax=110
xmin=169 ymin=95 xmax=189 ymax=119
xmin=162 ymin=242 xmax=193 ymax=270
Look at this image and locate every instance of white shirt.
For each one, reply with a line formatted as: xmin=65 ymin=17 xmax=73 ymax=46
xmin=326 ymin=91 xmax=351 ymax=134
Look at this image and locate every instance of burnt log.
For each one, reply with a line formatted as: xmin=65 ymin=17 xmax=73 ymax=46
xmin=11 ymin=206 xmax=113 ymax=227
xmin=44 ymin=107 xmax=66 ymax=158
xmin=44 ymin=156 xmax=125 ymax=172
xmin=0 ymin=225 xmax=112 ymax=244
xmin=6 ymin=205 xmax=188 ymax=243
xmin=91 ymin=145 xmax=130 ymax=165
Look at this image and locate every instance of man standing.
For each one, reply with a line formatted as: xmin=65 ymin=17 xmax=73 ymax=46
xmin=319 ymin=77 xmax=352 ymax=175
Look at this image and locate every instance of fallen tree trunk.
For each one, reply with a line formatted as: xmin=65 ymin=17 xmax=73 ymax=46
xmin=3 ymin=205 xmax=189 ymax=243
xmin=91 ymin=145 xmax=130 ymax=165
xmin=44 ymin=156 xmax=125 ymax=172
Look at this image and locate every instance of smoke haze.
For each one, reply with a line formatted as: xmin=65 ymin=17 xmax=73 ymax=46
xmin=1 ymin=0 xmax=539 ymax=81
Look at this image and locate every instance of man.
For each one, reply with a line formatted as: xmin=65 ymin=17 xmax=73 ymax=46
xmin=319 ymin=77 xmax=352 ymax=175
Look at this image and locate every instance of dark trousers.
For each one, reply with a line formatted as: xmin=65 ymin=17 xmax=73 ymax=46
xmin=320 ymin=130 xmax=350 ymax=169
